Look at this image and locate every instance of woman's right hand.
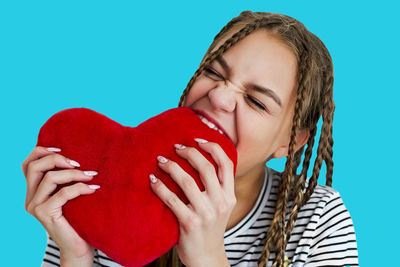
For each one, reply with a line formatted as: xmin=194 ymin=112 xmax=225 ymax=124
xmin=22 ymin=146 xmax=100 ymax=266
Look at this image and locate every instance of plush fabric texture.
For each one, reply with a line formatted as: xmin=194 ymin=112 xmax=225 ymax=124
xmin=36 ymin=107 xmax=237 ymax=267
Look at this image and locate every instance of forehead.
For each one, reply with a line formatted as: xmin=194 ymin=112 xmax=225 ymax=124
xmin=212 ymin=29 xmax=298 ymax=109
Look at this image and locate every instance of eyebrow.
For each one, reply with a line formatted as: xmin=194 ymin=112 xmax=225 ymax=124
xmin=215 ymin=55 xmax=283 ymax=108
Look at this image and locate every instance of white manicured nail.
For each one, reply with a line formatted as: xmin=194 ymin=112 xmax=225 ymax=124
xmin=194 ymin=138 xmax=208 ymax=144
xmin=149 ymin=174 xmax=158 ymax=184
xmin=46 ymin=147 xmax=61 ymax=152
xmin=84 ymin=171 xmax=98 ymax=176
xmin=174 ymin=144 xmax=186 ymax=150
xmin=88 ymin=184 xmax=100 ymax=190
xmin=67 ymin=159 xmax=80 ymax=167
xmin=157 ymin=155 xmax=168 ymax=163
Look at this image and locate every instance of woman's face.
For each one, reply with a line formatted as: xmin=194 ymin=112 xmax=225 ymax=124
xmin=183 ymin=29 xmax=309 ymax=178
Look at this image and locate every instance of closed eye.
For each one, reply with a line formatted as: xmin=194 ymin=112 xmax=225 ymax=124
xmin=204 ymin=68 xmax=225 ymax=80
xmin=245 ymin=95 xmax=267 ymax=111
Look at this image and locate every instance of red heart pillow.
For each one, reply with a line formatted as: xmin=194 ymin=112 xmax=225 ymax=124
xmin=36 ymin=107 xmax=237 ymax=267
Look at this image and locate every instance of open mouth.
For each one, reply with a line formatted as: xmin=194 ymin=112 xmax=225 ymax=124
xmin=192 ymin=109 xmax=231 ymax=140
xmin=197 ymin=114 xmax=225 ymax=135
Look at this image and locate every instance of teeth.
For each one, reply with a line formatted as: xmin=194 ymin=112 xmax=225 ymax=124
xmin=197 ymin=114 xmax=224 ymax=135
xmin=207 ymin=121 xmax=216 ymax=128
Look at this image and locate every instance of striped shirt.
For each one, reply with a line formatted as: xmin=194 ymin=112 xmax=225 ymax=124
xmin=42 ymin=166 xmax=358 ymax=267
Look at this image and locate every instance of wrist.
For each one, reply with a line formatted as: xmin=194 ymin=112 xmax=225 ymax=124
xmin=209 ymin=247 xmax=230 ymax=267
xmin=187 ymin=248 xmax=230 ymax=267
xmin=214 ymin=246 xmax=230 ymax=267
xmin=60 ymin=249 xmax=94 ymax=267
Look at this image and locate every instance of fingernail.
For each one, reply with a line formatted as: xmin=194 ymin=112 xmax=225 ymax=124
xmin=174 ymin=144 xmax=186 ymax=150
xmin=47 ymin=147 xmax=61 ymax=152
xmin=84 ymin=171 xmax=98 ymax=176
xmin=88 ymin=184 xmax=100 ymax=190
xmin=149 ymin=173 xmax=158 ymax=183
xmin=157 ymin=155 xmax=168 ymax=163
xmin=66 ymin=158 xmax=80 ymax=167
xmin=194 ymin=138 xmax=208 ymax=144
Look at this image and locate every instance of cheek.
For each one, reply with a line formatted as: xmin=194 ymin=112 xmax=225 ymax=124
xmin=235 ymin=133 xmax=273 ymax=176
xmin=182 ymin=77 xmax=212 ymax=107
xmin=241 ymin=115 xmax=291 ymax=161
xmin=238 ymin=120 xmax=275 ymax=159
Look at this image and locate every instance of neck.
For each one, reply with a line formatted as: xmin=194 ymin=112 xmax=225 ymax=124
xmin=234 ymin=163 xmax=266 ymax=200
xmin=226 ymin=163 xmax=267 ymax=231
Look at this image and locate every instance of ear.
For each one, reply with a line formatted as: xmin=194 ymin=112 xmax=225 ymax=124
xmin=271 ymin=129 xmax=310 ymax=159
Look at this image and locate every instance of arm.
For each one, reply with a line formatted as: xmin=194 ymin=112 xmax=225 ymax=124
xmin=42 ymin=233 xmax=110 ymax=267
xmin=41 ymin=234 xmax=95 ymax=267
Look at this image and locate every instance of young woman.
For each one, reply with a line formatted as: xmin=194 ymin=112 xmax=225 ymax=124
xmin=22 ymin=11 xmax=358 ymax=267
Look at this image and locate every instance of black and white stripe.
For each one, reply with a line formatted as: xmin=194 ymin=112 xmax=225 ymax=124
xmin=41 ymin=166 xmax=358 ymax=267
xmin=223 ymin=167 xmax=358 ymax=267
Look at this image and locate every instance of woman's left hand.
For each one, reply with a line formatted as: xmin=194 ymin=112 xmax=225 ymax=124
xmin=149 ymin=138 xmax=236 ymax=267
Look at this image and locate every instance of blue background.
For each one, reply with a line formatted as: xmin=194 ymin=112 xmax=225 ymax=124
xmin=1 ymin=1 xmax=398 ymax=266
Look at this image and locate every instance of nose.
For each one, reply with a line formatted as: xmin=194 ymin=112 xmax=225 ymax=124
xmin=208 ymin=80 xmax=242 ymax=113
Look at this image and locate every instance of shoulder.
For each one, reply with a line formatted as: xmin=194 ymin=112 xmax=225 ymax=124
xmin=302 ymin=183 xmax=353 ymax=234
xmin=266 ymin=167 xmax=358 ymax=265
xmin=299 ymin=185 xmax=359 ymax=265
xmin=266 ymin=167 xmax=355 ymax=237
xmin=267 ymin=167 xmax=351 ymax=223
xmin=296 ymin=183 xmax=358 ymax=265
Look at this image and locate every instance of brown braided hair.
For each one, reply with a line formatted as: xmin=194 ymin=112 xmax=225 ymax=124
xmin=145 ymin=10 xmax=335 ymax=267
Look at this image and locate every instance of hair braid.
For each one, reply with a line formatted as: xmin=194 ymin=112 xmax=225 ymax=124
xmin=322 ymin=75 xmax=334 ymax=187
xmin=300 ymin=126 xmax=318 ymax=182
xmin=283 ymin=43 xmax=326 ymax=250
xmin=301 ymin=37 xmax=335 ymax=201
xmin=289 ymin=125 xmax=318 ymax=200
xmin=258 ymin=50 xmax=310 ymax=267
xmin=290 ymin=124 xmax=318 ymax=197
xmin=303 ymin=90 xmax=332 ymax=204
xmin=302 ymin=133 xmax=325 ymax=205
xmin=291 ymin=146 xmax=304 ymax=178
xmin=284 ymin=124 xmax=318 ymax=245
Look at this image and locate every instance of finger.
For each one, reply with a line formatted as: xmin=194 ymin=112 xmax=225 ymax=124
xmin=29 ymin=169 xmax=98 ymax=210
xmin=174 ymin=143 xmax=222 ymax=197
xmin=34 ymin=182 xmax=99 ymax=224
xmin=192 ymin=139 xmax=235 ymax=197
xmin=21 ymin=146 xmax=62 ymax=177
xmin=156 ymin=155 xmax=208 ymax=214
xmin=149 ymin=174 xmax=195 ymax=226
xmin=25 ymin=153 xmax=80 ymax=209
xmin=33 ymin=182 xmax=98 ymax=253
